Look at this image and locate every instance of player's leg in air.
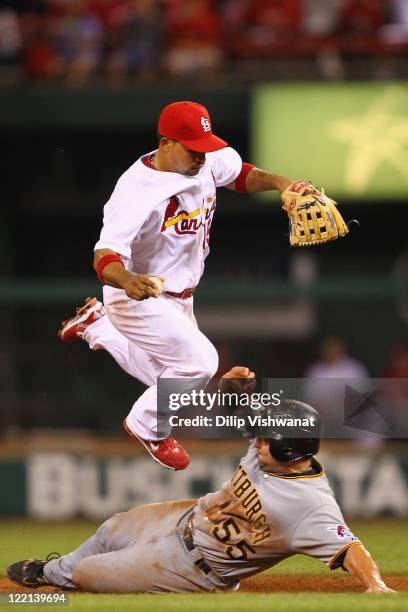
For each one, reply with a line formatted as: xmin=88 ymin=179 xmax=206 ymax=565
xmin=59 ymin=297 xmax=218 ymax=471
xmin=59 ymin=298 xmax=162 ymax=386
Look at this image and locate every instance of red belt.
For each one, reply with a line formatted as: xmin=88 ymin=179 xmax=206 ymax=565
xmin=165 ymin=287 xmax=196 ymax=300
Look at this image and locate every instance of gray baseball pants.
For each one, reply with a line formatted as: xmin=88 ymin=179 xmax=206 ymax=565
xmin=44 ymin=500 xmax=238 ymax=593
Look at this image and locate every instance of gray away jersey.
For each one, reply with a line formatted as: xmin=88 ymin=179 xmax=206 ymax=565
xmin=192 ymin=441 xmax=360 ymax=582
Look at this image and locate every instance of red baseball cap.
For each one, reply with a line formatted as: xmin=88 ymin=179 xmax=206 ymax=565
xmin=158 ymin=101 xmax=228 ymax=153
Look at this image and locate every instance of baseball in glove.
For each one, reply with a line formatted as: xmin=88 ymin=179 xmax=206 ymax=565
xmin=281 ymin=180 xmax=349 ymax=247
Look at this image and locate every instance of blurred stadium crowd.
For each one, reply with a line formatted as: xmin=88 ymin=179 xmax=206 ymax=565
xmin=1 ymin=0 xmax=408 ymax=83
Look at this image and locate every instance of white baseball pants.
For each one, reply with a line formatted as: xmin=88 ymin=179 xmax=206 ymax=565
xmin=82 ymin=287 xmax=218 ymax=440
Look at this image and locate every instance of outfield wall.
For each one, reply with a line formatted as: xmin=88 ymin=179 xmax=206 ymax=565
xmin=1 ymin=439 xmax=407 ymax=519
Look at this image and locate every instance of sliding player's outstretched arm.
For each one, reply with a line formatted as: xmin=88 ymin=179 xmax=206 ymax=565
xmin=343 ymin=543 xmax=395 ymax=593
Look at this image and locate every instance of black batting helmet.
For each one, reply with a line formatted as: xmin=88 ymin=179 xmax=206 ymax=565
xmin=251 ymin=399 xmax=321 ymax=463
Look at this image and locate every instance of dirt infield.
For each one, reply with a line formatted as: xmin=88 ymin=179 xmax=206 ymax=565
xmin=1 ymin=575 xmax=407 ymax=594
xmin=0 ymin=578 xmax=60 ymax=593
xmin=240 ymin=574 xmax=408 ymax=592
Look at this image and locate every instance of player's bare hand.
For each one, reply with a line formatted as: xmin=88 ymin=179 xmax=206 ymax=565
xmin=123 ymin=275 xmax=164 ymax=301
xmin=222 ymin=366 xmax=255 ymax=380
xmin=219 ymin=366 xmax=256 ymax=394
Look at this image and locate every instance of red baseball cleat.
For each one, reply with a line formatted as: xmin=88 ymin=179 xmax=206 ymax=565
xmin=59 ymin=297 xmax=105 ymax=343
xmin=123 ymin=419 xmax=190 ymax=471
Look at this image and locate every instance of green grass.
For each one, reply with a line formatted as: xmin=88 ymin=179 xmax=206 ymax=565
xmin=1 ymin=519 xmax=407 ymax=611
xmin=22 ymin=592 xmax=408 ymax=612
xmin=2 ymin=592 xmax=408 ymax=612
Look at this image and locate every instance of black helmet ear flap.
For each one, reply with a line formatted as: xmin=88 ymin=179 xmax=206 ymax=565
xmin=269 ymin=436 xmax=320 ymax=464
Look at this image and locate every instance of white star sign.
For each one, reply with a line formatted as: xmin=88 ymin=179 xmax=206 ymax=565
xmin=329 ymin=85 xmax=408 ymax=195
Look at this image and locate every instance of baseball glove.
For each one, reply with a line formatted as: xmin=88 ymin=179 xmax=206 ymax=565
xmin=281 ymin=180 xmax=349 ymax=247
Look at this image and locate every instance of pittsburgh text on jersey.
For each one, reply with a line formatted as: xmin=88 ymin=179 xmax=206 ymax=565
xmin=210 ymin=465 xmax=271 ymax=561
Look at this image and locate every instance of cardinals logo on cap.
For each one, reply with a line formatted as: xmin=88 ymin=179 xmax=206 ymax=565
xmin=200 ymin=117 xmax=211 ymax=132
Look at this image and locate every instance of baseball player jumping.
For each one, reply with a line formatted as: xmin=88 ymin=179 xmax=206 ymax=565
xmin=58 ymin=100 xmax=343 ymax=471
xmin=7 ymin=367 xmax=393 ymax=594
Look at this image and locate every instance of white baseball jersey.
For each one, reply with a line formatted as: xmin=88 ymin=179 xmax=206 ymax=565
xmin=193 ymin=441 xmax=360 ymax=582
xmin=94 ymin=147 xmax=242 ymax=292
